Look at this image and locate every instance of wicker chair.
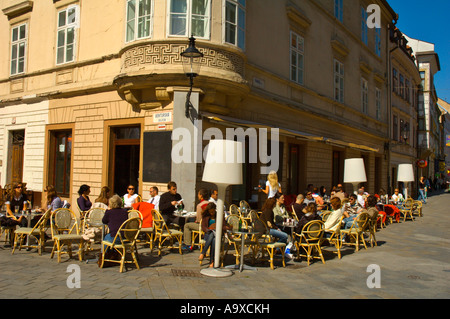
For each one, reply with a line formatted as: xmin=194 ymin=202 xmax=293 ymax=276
xmin=50 ymin=208 xmax=85 ymax=262
xmin=322 ymin=215 xmax=345 ymax=259
xmin=320 ymin=211 xmax=332 ymax=222
xmin=366 ymin=211 xmax=379 ymax=247
xmin=294 ymin=220 xmax=325 ymax=265
xmin=99 ymin=217 xmax=142 ymax=273
xmin=340 ymin=212 xmax=369 ymax=252
xmin=229 ymin=204 xmax=240 ymax=215
xmin=12 ymin=208 xmax=52 ymax=255
xmin=82 ymin=207 xmax=106 ymax=251
xmin=253 ymin=218 xmax=286 ymax=270
xmin=412 ymin=200 xmax=423 ymax=217
xmin=398 ymin=198 xmax=414 ymax=222
xmin=151 ymin=209 xmax=183 ymax=256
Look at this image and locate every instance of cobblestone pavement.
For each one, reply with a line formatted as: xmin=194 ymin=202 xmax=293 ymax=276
xmin=1 ymin=192 xmax=449 ymax=303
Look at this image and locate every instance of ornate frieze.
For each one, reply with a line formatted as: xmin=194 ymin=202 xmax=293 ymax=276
xmin=122 ymin=42 xmax=245 ymax=78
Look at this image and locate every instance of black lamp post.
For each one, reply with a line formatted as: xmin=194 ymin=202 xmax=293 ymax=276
xmin=180 ymin=35 xmax=203 ymax=118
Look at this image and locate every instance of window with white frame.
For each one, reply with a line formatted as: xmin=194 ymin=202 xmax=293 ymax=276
xmin=334 ymin=0 xmax=343 ymax=22
xmin=224 ymin=0 xmax=245 ymax=50
xmin=56 ymin=5 xmax=79 ymax=65
xmin=334 ymin=59 xmax=344 ymax=103
xmin=10 ymin=23 xmax=27 ymax=75
xmin=169 ymin=0 xmax=210 ymax=39
xmin=361 ymin=78 xmax=368 ymax=114
xmin=375 ymin=88 xmax=381 ymax=120
xmin=375 ymin=27 xmax=381 ymax=56
xmin=361 ymin=6 xmax=368 ymax=45
xmin=290 ymin=31 xmax=304 ymax=85
xmin=126 ymin=0 xmax=152 ymax=42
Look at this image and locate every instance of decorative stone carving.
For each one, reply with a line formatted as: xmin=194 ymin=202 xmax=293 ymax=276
xmin=122 ymin=42 xmax=245 ymax=78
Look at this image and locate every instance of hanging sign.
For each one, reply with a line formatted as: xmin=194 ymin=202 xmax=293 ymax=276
xmin=417 ymin=159 xmax=428 ymax=168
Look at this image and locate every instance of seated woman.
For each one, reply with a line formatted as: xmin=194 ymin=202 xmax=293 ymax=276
xmin=259 ymin=197 xmax=288 ymax=244
xmin=123 ymin=185 xmax=139 ymax=208
xmin=323 ymin=197 xmax=345 ymax=237
xmin=77 ymin=184 xmax=92 ymax=217
xmin=94 ymin=186 xmax=111 ymax=209
xmin=198 ymin=202 xmax=230 ymax=268
xmin=1 ymin=182 xmax=28 ymax=228
xmin=272 ymin=192 xmax=290 ymax=228
xmin=101 ymin=195 xmax=129 ymax=246
xmin=294 ymin=202 xmax=322 ymax=234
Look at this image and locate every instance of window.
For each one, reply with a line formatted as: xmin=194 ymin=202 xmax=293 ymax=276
xmin=375 ymin=27 xmax=381 ymax=56
xmin=420 ymin=71 xmax=425 ymax=90
xmin=375 ymin=88 xmax=381 ymax=120
xmin=10 ymin=23 xmax=27 ymax=75
xmin=290 ymin=31 xmax=304 ymax=85
xmin=126 ymin=0 xmax=152 ymax=42
xmin=169 ymin=0 xmax=210 ymax=39
xmin=393 ymin=115 xmax=398 ymax=141
xmin=405 ymin=79 xmax=410 ymax=103
xmin=393 ymin=68 xmax=398 ymax=94
xmin=334 ymin=0 xmax=343 ymax=22
xmin=399 ymin=73 xmax=404 ymax=98
xmin=334 ymin=59 xmax=344 ymax=103
xmin=56 ymin=5 xmax=79 ymax=65
xmin=224 ymin=0 xmax=245 ymax=49
xmin=361 ymin=6 xmax=368 ymax=45
xmin=361 ymin=78 xmax=368 ymax=114
xmin=49 ymin=130 xmax=72 ymax=196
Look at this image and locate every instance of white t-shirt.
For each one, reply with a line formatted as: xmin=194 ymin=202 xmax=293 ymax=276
xmin=147 ymin=195 xmax=160 ymax=210
xmin=324 ymin=207 xmax=344 ymax=232
xmin=123 ymin=193 xmax=138 ymax=208
xmin=266 ymin=181 xmax=281 ymax=198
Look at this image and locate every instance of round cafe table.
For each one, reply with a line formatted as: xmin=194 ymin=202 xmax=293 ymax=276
xmin=225 ymin=229 xmax=259 ymax=272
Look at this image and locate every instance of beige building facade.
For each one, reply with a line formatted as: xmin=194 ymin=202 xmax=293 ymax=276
xmin=1 ymin=0 xmax=401 ymax=209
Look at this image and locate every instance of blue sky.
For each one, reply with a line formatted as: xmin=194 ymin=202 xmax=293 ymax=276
xmin=387 ymin=0 xmax=450 ymax=103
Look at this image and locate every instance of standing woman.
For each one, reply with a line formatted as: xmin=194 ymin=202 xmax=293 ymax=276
xmin=418 ymin=176 xmax=427 ymax=204
xmin=258 ymin=170 xmax=282 ymax=198
xmin=77 ymin=184 xmax=92 ymax=216
xmin=2 ymin=182 xmax=27 ymax=227
xmin=123 ymin=185 xmax=139 ymax=208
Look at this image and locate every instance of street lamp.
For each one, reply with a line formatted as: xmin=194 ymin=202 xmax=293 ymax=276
xmin=180 ymin=35 xmax=203 ymax=119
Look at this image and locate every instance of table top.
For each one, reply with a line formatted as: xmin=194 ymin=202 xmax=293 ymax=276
xmin=229 ymin=229 xmax=259 ymax=236
xmin=173 ymin=211 xmax=196 ymax=218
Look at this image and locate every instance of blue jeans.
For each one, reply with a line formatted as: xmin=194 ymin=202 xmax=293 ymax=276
xmin=201 ymin=231 xmax=216 ymax=263
xmin=103 ymin=233 xmax=121 ymax=251
xmin=343 ymin=216 xmax=356 ymax=229
xmin=269 ymin=228 xmax=288 ymax=243
xmin=418 ymin=189 xmax=426 ymax=203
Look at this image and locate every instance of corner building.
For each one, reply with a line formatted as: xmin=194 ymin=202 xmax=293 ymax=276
xmin=0 ymin=0 xmax=398 ymax=210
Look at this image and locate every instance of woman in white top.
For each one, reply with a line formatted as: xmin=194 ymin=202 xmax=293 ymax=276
xmin=123 ymin=185 xmax=139 ymax=208
xmin=259 ymin=171 xmax=282 ymax=198
xmin=324 ymin=197 xmax=344 ymax=234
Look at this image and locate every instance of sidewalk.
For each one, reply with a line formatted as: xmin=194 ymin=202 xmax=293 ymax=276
xmin=0 ymin=193 xmax=449 ymax=300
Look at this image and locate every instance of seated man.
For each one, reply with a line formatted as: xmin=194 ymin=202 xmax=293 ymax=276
xmin=391 ymin=188 xmax=404 ymax=204
xmin=292 ymin=194 xmax=306 ymax=219
xmin=342 ymin=194 xmax=363 ymax=229
xmin=158 ymin=181 xmax=183 ymax=226
xmin=147 ymin=186 xmax=160 ymax=211
xmin=183 ymin=189 xmax=210 ymax=252
xmin=303 ymin=191 xmax=316 ymax=206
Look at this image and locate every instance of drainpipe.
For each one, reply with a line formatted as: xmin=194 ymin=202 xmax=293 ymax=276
xmin=387 ymin=15 xmax=399 ymax=195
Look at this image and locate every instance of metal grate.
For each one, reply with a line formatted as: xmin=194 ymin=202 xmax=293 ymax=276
xmin=171 ymin=269 xmax=203 ymax=278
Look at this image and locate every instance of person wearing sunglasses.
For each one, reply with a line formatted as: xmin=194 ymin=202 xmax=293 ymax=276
xmin=123 ymin=185 xmax=139 ymax=208
xmin=1 ymin=182 xmax=27 ymax=228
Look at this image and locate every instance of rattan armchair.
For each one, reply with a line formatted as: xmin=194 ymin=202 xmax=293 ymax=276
xmin=322 ymin=215 xmax=345 ymax=259
xmin=253 ymin=218 xmax=286 ymax=270
xmin=99 ymin=217 xmax=142 ymax=272
xmin=229 ymin=204 xmax=240 ymax=215
xmin=398 ymin=198 xmax=414 ymax=222
xmin=151 ymin=209 xmax=183 ymax=256
xmin=12 ymin=208 xmax=52 ymax=255
xmin=340 ymin=212 xmax=369 ymax=252
xmin=294 ymin=220 xmax=325 ymax=265
xmin=50 ymin=208 xmax=85 ymax=262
